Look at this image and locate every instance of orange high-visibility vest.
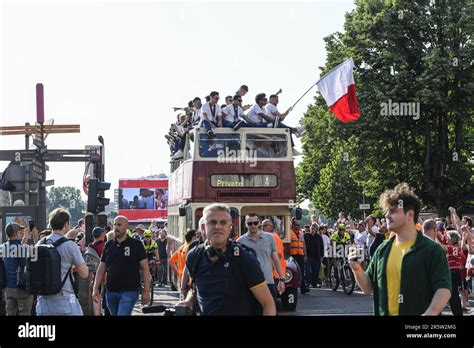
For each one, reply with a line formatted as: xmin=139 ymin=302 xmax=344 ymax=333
xmin=272 ymin=232 xmax=286 ymax=279
xmin=290 ymin=229 xmax=305 ymax=256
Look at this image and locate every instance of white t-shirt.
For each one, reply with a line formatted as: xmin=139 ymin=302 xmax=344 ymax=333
xmin=222 ymin=104 xmax=244 ymax=123
xmin=247 ymin=104 xmax=267 ymax=124
xmin=352 ymin=230 xmax=367 ymax=246
xmin=322 ymin=234 xmax=331 ymax=258
xmin=192 ymin=107 xmax=201 ymax=124
xmin=201 ymin=102 xmax=222 ymax=123
xmin=366 ymin=226 xmax=380 ymax=249
xmin=264 ymin=103 xmax=278 ymax=123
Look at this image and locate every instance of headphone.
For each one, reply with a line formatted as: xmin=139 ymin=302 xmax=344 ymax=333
xmin=204 ymin=241 xmax=226 ymax=262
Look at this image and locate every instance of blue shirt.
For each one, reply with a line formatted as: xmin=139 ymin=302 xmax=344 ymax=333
xmin=186 ymin=242 xmax=266 ymax=315
xmin=2 ymin=240 xmax=26 ymax=288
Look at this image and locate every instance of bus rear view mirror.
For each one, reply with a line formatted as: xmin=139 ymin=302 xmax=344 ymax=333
xmin=179 ymin=206 xmax=186 ymax=217
xmin=295 ymin=207 xmax=303 ymax=220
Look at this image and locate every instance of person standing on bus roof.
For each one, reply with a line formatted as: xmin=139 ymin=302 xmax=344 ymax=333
xmin=201 ymin=91 xmax=223 ymax=138
xmin=192 ymin=97 xmax=202 ymax=126
xmin=235 ymin=84 xmax=249 ymax=97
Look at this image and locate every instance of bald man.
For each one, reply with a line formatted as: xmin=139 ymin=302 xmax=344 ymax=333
xmin=92 ymin=216 xmax=151 ymax=315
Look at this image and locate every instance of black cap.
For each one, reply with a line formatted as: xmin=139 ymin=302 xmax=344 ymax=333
xmin=5 ymin=222 xmax=24 ymax=238
xmin=92 ymin=227 xmax=105 ymax=239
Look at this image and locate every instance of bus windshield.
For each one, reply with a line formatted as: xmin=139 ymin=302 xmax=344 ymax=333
xmin=246 ymin=133 xmax=288 ymax=158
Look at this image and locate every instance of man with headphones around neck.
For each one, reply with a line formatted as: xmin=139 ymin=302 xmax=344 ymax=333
xmin=179 ymin=204 xmax=276 ymax=315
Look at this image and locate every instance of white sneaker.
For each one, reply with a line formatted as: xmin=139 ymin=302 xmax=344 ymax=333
xmin=171 ymin=150 xmax=183 ymax=159
xmin=293 ymin=148 xmax=302 ymax=156
xmin=295 ymin=126 xmax=305 ymax=138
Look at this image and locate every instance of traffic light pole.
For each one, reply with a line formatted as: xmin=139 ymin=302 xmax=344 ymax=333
xmin=37 ymin=85 xmax=47 ymax=231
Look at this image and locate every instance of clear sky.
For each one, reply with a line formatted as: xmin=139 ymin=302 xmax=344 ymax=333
xmin=1 ymin=0 xmax=356 ymax=201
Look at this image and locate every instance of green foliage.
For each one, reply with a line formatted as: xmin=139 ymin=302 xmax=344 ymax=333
xmin=297 ymin=0 xmax=474 ymax=218
xmin=47 ymin=186 xmax=85 ymax=224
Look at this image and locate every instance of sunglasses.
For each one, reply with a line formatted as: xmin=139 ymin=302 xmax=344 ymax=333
xmin=247 ymin=221 xmax=259 ymax=226
xmin=236 ymin=99 xmax=242 ymax=102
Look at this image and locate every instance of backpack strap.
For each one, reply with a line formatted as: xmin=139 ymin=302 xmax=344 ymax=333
xmin=49 ymin=236 xmax=78 ymax=297
xmin=188 ymin=243 xmax=206 ymax=280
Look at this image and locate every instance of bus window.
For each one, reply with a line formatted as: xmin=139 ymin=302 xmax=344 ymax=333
xmin=246 ymin=134 xmax=288 ymax=158
xmin=230 ymin=208 xmax=239 ymax=240
xmin=198 ymin=133 xmax=241 ymax=158
xmin=195 ymin=208 xmax=203 ymax=231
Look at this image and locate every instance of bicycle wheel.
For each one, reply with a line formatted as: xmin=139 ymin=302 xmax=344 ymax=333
xmin=329 ymin=264 xmax=339 ymax=291
xmin=341 ymin=264 xmax=355 ymax=295
xmin=148 ymin=276 xmax=155 ymax=306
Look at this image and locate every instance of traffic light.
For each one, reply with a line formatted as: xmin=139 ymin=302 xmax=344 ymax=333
xmin=87 ymin=178 xmax=110 ymax=213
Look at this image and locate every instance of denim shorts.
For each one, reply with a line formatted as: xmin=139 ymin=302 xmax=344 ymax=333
xmin=36 ymin=293 xmax=83 ymax=316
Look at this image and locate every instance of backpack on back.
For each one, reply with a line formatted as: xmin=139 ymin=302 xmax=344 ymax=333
xmin=26 ymin=237 xmax=75 ymax=296
xmin=83 ymin=243 xmax=101 ymax=269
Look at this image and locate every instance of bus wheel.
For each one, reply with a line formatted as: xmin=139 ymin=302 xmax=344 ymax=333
xmin=281 ymin=287 xmax=298 ymax=311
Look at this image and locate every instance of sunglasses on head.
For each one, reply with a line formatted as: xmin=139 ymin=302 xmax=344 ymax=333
xmin=247 ymin=221 xmax=259 ymax=226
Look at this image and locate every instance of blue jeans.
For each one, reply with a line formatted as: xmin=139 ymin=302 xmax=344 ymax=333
xmin=106 ymin=291 xmax=139 ymax=316
xmin=36 ymin=294 xmax=83 ymax=316
xmin=201 ymin=119 xmax=218 ymax=131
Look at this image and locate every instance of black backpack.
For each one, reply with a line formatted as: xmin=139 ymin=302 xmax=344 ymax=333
xmin=26 ymin=237 xmax=76 ymax=296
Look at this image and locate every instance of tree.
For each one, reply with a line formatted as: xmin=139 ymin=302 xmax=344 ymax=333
xmin=298 ymin=0 xmax=473 ymax=218
xmin=47 ymin=186 xmax=85 ymax=225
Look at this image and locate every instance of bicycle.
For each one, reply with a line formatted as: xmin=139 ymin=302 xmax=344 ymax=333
xmin=328 ymin=256 xmax=355 ymax=295
xmin=140 ymin=260 xmax=156 ymax=306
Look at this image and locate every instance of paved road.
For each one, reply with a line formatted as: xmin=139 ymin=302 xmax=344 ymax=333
xmin=133 ymin=284 xmax=473 ymax=316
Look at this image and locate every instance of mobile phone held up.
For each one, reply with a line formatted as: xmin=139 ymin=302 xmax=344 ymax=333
xmin=29 ymin=220 xmax=35 ymax=230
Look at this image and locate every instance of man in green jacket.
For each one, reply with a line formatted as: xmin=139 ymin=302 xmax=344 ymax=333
xmin=348 ymin=183 xmax=451 ymax=315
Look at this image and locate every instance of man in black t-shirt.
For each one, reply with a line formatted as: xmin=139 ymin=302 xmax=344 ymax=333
xmin=179 ymin=204 xmax=276 ymax=315
xmin=92 ymin=215 xmax=151 ymax=315
xmin=157 ymin=230 xmax=169 ymax=286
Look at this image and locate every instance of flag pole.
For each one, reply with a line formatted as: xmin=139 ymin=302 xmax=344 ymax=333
xmin=291 ymin=80 xmax=319 ymax=108
xmin=291 ymin=58 xmax=353 ymax=109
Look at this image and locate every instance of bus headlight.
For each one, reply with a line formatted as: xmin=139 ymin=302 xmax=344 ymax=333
xmin=284 ymin=270 xmax=292 ymax=282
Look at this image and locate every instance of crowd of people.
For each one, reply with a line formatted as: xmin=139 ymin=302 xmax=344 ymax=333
xmin=1 ymin=183 xmax=473 ymax=316
xmin=166 ymin=85 xmax=305 ymax=160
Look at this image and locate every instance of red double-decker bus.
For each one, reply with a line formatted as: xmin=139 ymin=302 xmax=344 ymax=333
xmin=168 ymin=127 xmax=296 ymax=243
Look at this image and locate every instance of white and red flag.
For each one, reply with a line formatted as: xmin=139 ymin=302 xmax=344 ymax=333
xmin=316 ymin=58 xmax=361 ymax=123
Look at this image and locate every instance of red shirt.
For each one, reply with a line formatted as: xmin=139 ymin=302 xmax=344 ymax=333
xmin=446 ymin=245 xmax=462 ymax=270
xmin=92 ymin=240 xmax=106 ymax=257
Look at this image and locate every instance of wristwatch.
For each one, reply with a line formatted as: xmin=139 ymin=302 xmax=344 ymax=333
xmin=143 ymin=288 xmax=151 ymax=292
xmin=279 ymin=278 xmax=286 ymax=282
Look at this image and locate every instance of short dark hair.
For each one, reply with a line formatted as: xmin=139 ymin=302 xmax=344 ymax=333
xmin=245 ymin=213 xmax=260 ymax=221
xmin=379 ymin=183 xmax=421 ymax=224
xmin=255 ymin=93 xmax=266 ymax=103
xmin=225 ymin=95 xmax=232 ymax=100
xmin=210 ymin=91 xmax=219 ymax=97
xmin=49 ymin=208 xmax=71 ymax=231
xmin=92 ymin=227 xmax=105 ymax=239
xmin=269 ymin=94 xmax=278 ymax=99
xmin=463 ymin=216 xmax=473 ymax=227
xmin=188 ymin=100 xmax=194 ymax=107
xmin=185 ymin=229 xmax=196 ymax=243
xmin=240 ymin=85 xmax=249 ymax=92
xmin=233 ymin=94 xmax=241 ymax=100
xmin=205 ymin=95 xmax=210 ymax=102
xmin=366 ymin=215 xmax=376 ymax=224
xmin=193 ymin=97 xmax=201 ymax=102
